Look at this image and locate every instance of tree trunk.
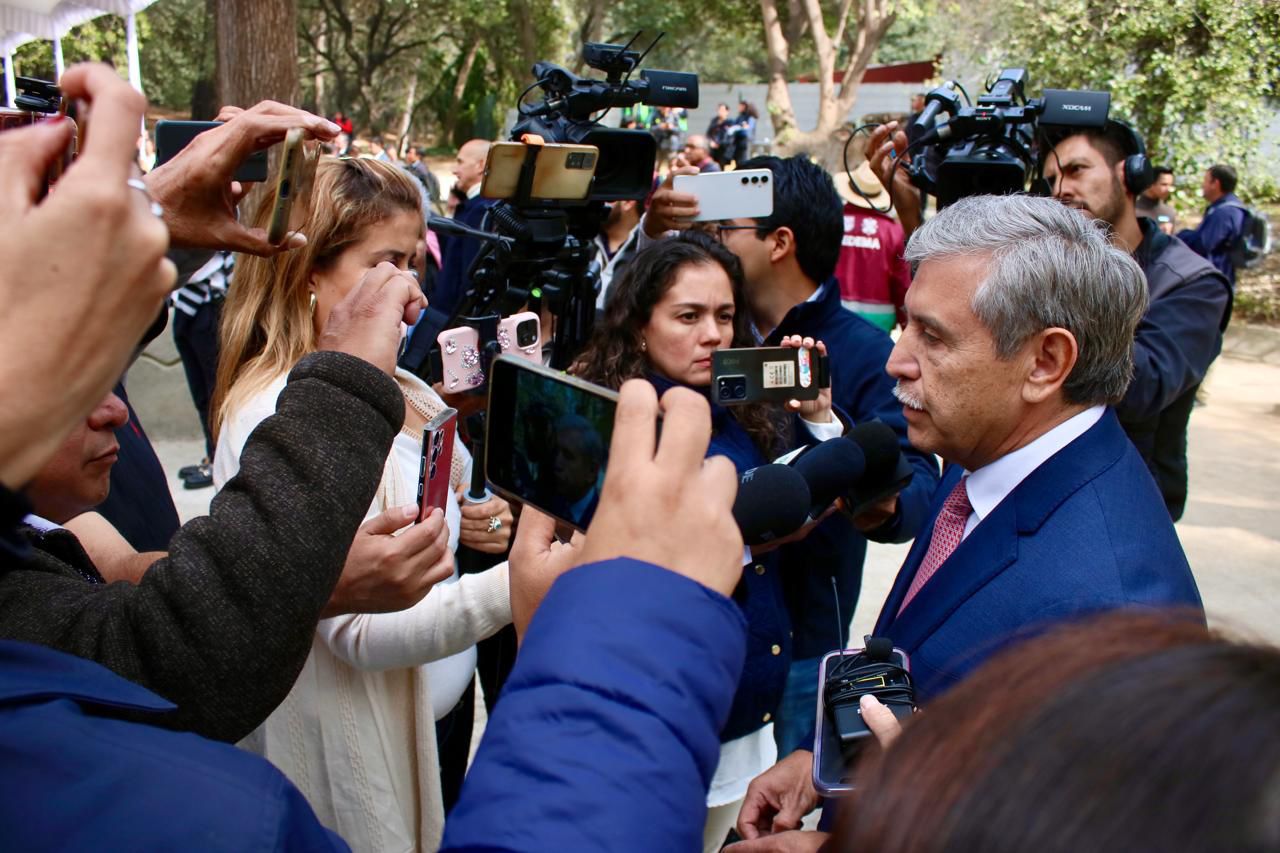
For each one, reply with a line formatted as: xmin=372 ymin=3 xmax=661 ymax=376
xmin=313 ymin=26 xmax=327 ymax=116
xmin=215 ymin=0 xmax=299 ymax=108
xmin=215 ymin=0 xmax=298 ymax=210
xmin=441 ymin=41 xmax=480 ymax=146
xmin=572 ymin=0 xmax=608 ymax=74
xmin=396 ymin=67 xmax=418 ymax=156
xmin=759 ymin=0 xmax=798 ymax=142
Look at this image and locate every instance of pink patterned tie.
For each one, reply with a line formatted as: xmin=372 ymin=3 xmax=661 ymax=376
xmin=899 ymin=477 xmax=972 ymax=615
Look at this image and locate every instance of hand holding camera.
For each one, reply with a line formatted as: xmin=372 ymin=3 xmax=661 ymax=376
xmin=866 ymin=120 xmax=922 ymax=238
xmin=0 ymin=63 xmax=175 ymax=488
xmin=145 ymin=100 xmax=340 ymax=256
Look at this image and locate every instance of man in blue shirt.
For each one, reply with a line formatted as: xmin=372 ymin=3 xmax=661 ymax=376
xmin=1178 ymin=163 xmax=1249 ymax=286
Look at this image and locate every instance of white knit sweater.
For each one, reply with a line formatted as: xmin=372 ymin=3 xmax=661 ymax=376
xmin=213 ymin=368 xmax=512 ymax=851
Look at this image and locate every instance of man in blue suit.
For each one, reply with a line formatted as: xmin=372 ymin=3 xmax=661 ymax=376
xmin=735 ymin=194 xmax=1204 ymax=850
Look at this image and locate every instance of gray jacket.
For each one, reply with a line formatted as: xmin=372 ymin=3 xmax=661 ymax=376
xmin=0 ymin=352 xmax=403 ymax=742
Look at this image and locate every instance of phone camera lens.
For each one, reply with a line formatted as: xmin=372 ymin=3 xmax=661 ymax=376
xmin=741 ymin=177 xmax=749 ymax=185
xmin=750 ymin=176 xmax=759 ymax=184
xmin=761 ymin=175 xmax=769 ymax=183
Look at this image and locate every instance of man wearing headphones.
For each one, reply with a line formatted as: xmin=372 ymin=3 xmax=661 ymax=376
xmin=1038 ymin=123 xmax=1232 ymax=521
xmin=867 ymin=119 xmax=1231 ymax=522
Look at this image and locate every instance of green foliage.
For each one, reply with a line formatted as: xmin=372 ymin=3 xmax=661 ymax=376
xmin=959 ymin=0 xmax=1280 ymax=202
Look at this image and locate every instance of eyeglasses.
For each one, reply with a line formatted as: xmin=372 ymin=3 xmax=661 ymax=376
xmin=715 ymin=224 xmax=761 ymax=242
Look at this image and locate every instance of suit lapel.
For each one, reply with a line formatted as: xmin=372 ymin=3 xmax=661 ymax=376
xmin=886 ymin=501 xmax=1019 ymax=652
xmin=873 ymin=466 xmax=958 ymax=635
xmin=876 ymin=411 xmax=1126 ymax=651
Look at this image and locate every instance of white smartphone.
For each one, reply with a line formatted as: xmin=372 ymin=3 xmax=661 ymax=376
xmin=673 ymin=169 xmax=775 ymax=222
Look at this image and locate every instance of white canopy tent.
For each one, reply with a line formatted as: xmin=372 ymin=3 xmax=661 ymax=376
xmin=2 ymin=0 xmax=160 ymax=106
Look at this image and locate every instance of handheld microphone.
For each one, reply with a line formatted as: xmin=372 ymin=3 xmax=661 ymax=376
xmin=733 ymin=464 xmax=811 ymax=546
xmin=847 ymin=421 xmax=900 ymax=482
xmin=791 ymin=438 xmax=866 ymax=520
xmin=788 ymin=422 xmax=904 ymax=520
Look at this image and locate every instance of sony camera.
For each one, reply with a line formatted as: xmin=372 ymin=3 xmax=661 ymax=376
xmin=907 ymin=68 xmax=1110 ymax=208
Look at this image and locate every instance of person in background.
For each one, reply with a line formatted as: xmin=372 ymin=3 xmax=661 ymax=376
xmin=593 ymin=197 xmax=646 ymax=311
xmin=684 ymin=134 xmax=722 ymax=173
xmin=1136 ymin=165 xmax=1177 ymax=234
xmin=1178 ymin=163 xmax=1249 ymax=286
xmin=831 ymin=162 xmax=910 ymax=331
xmin=405 ymin=144 xmax=443 ymax=211
xmin=708 ymin=102 xmax=734 ymax=168
xmin=729 ymin=101 xmax=759 ymax=167
xmin=215 ymin=156 xmax=514 ymax=851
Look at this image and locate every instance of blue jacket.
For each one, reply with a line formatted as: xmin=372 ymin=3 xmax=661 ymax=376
xmin=1119 ymin=216 xmax=1232 ymax=520
xmin=442 ymin=558 xmax=747 ymax=852
xmin=433 ymin=194 xmax=498 ymax=320
xmin=873 ymin=410 xmax=1203 ymax=701
xmin=648 ymin=374 xmax=790 ymax=741
xmin=0 ymin=640 xmax=346 ymax=851
xmin=764 ymin=279 xmax=940 ymax=659
xmin=1177 ymin=193 xmax=1248 ymax=285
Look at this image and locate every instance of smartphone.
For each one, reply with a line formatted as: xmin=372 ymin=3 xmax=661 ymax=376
xmin=673 ymin=168 xmax=774 ymax=222
xmin=154 ymin=119 xmax=269 ymax=182
xmin=266 ymin=128 xmax=320 ymax=245
xmin=486 ymin=356 xmax=619 ymax=532
xmin=481 ymin=141 xmax=599 ymax=201
xmin=497 ymin=312 xmax=542 ymax=363
xmin=417 ymin=408 xmax=458 ymax=522
xmin=813 ymin=644 xmax=914 ymax=795
xmin=711 ymin=347 xmax=820 ymax=406
xmin=437 ymin=326 xmax=485 ymax=392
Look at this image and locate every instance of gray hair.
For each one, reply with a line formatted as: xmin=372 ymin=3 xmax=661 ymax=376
xmin=904 ymin=194 xmax=1148 ymax=406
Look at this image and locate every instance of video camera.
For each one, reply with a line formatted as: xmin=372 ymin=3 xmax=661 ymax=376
xmin=904 ymin=68 xmax=1110 ymax=208
xmin=436 ymin=34 xmax=697 ymax=373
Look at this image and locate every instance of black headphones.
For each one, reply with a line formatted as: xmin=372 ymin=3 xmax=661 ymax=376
xmin=1109 ymin=119 xmax=1154 ymax=196
xmin=1037 ymin=120 xmax=1154 ymax=197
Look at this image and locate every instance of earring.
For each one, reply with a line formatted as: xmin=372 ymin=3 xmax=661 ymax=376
xmin=640 ymin=339 xmax=647 ymax=352
xmin=309 ymin=292 xmax=317 ymax=314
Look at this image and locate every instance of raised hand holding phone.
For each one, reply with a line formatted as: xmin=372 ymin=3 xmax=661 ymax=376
xmin=578 ymin=380 xmax=742 ymax=597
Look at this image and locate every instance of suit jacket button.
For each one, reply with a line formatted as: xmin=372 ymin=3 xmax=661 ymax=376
xmin=771 ymin=644 xmax=781 ymax=655
xmin=754 ymin=564 xmax=765 ymax=575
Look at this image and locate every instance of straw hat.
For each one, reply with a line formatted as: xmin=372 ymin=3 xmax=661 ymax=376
xmin=833 ymin=161 xmax=891 ymax=210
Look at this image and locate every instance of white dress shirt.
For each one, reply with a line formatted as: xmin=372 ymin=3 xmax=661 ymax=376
xmin=961 ymin=405 xmax=1105 ymax=539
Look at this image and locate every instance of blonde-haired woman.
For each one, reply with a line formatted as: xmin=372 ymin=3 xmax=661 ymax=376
xmin=212 ymin=156 xmax=513 ymax=851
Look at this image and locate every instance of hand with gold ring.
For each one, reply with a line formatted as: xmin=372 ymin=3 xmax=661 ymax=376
xmin=458 ymin=490 xmax=514 ymax=554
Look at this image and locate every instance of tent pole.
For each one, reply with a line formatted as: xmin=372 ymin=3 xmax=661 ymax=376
xmin=3 ymin=49 xmax=14 ymax=108
xmin=126 ymin=11 xmax=142 ymax=93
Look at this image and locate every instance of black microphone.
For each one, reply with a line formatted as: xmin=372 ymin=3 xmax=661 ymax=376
xmin=847 ymin=420 xmax=900 ymax=483
xmin=788 ymin=422 xmax=904 ymax=519
xmin=733 ymin=464 xmax=812 ymax=547
xmin=791 ymin=438 xmax=866 ymax=520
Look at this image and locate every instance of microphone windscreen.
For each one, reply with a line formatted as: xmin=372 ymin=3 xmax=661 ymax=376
xmin=792 ymin=437 xmax=867 ymax=513
xmin=734 ymin=464 xmax=812 ymax=546
xmin=847 ymin=421 xmax=901 ymax=484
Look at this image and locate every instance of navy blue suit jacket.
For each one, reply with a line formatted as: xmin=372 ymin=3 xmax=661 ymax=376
xmin=433 ymin=194 xmax=497 ymax=320
xmin=872 ymin=409 xmax=1203 ymax=702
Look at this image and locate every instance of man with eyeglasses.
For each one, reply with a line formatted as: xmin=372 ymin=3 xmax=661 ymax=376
xmin=682 ymin=134 xmax=721 ymax=173
xmin=641 ymin=156 xmax=940 ymax=761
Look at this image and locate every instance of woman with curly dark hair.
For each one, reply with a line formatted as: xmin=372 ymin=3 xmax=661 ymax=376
xmin=573 ymin=228 xmax=840 ymax=852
